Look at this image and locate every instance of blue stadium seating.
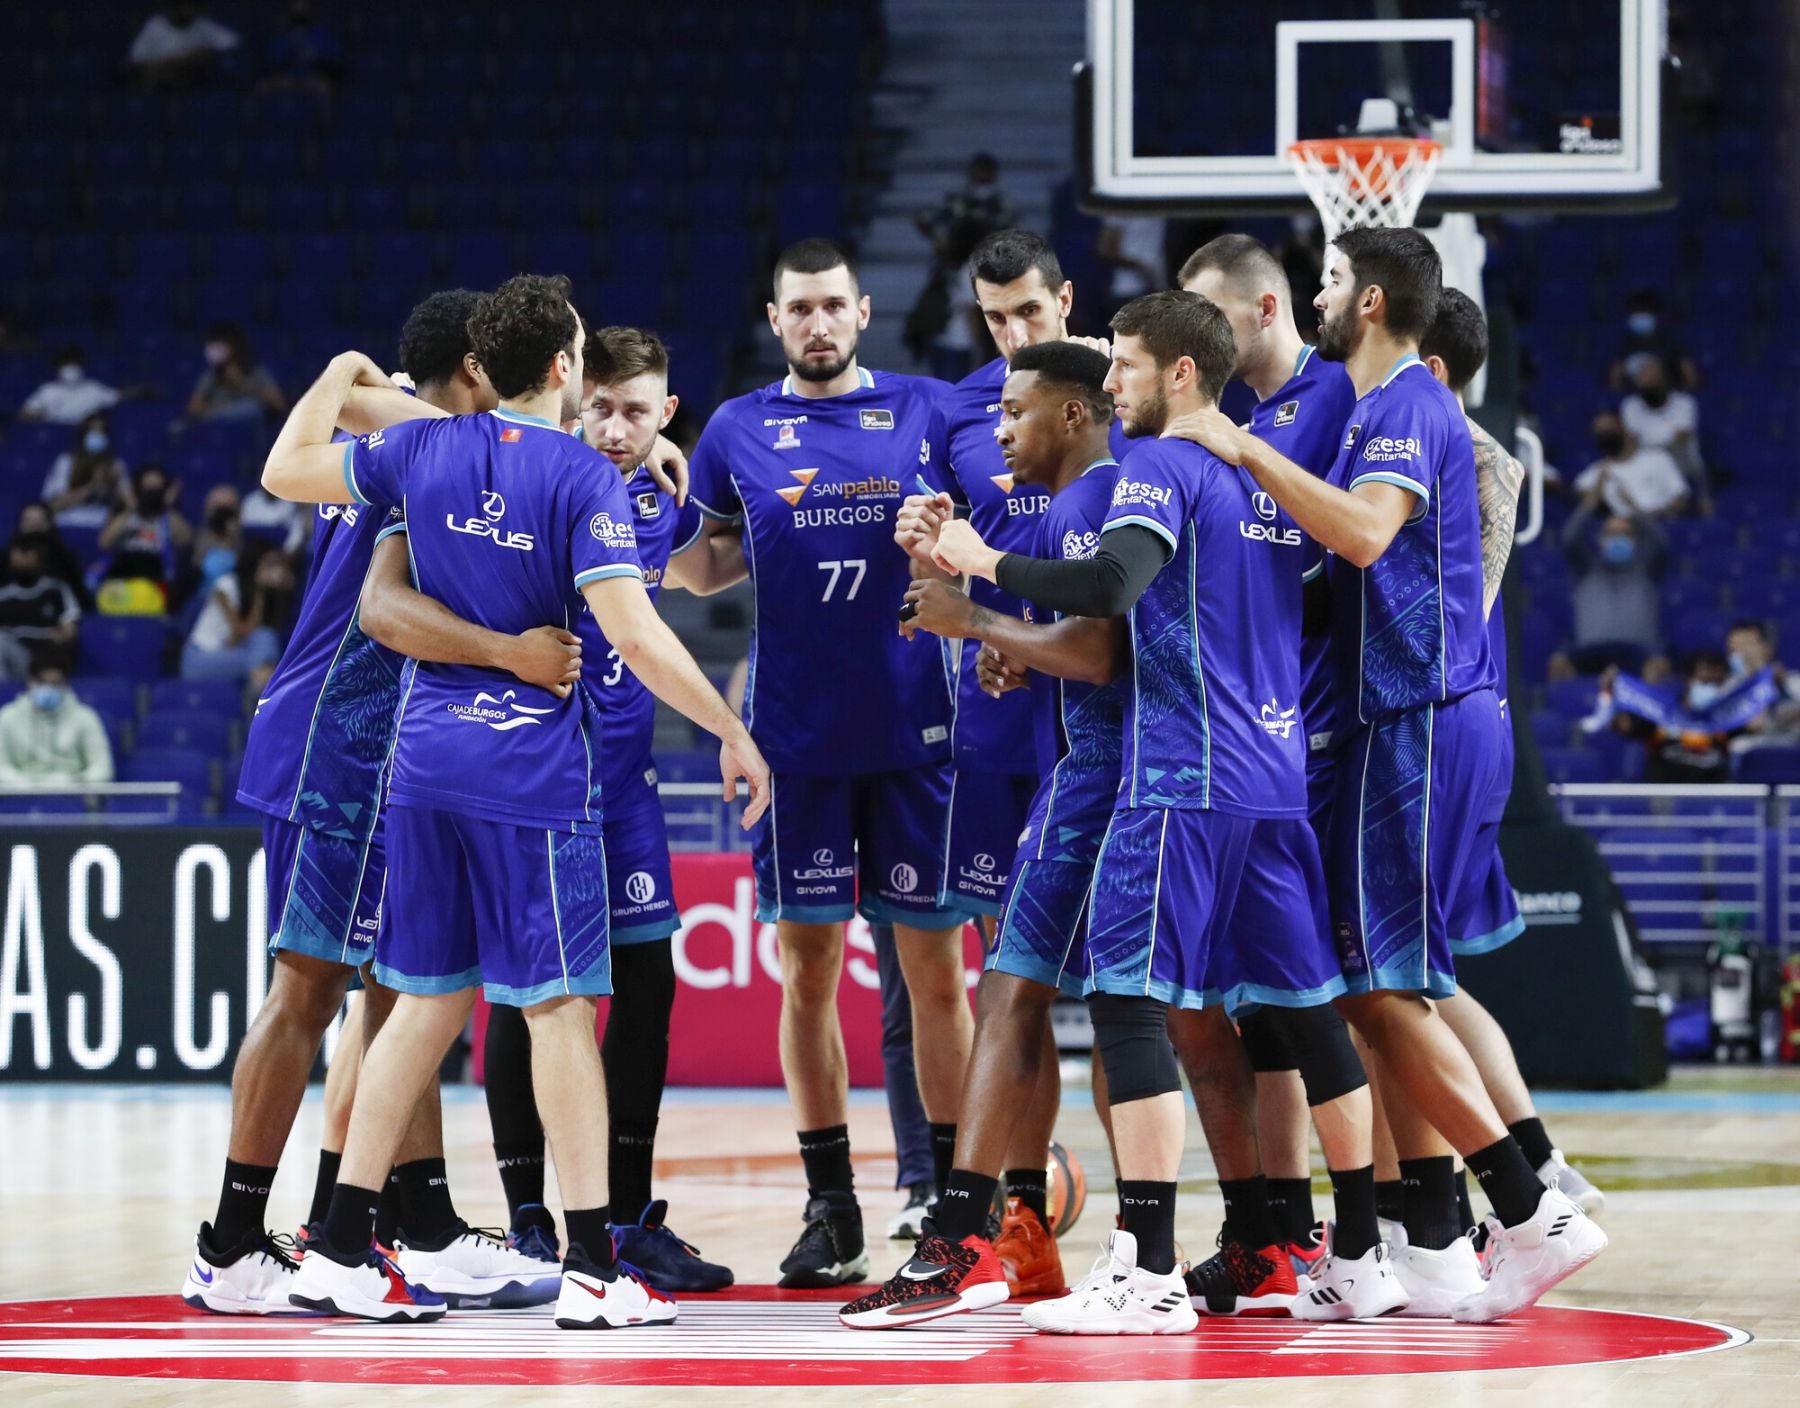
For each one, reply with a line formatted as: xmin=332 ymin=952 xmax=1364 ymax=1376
xmin=138 ymin=709 xmax=236 ymax=756
xmin=79 ymin=617 xmax=169 ymax=681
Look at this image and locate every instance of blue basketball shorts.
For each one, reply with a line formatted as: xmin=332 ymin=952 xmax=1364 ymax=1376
xmin=1327 ymin=691 xmax=1505 ymax=999
xmin=377 ymin=804 xmax=612 ymax=1008
xmin=750 ymin=763 xmax=967 ymax=928
xmin=602 ymin=763 xmax=679 ymax=946
xmin=1210 ymin=817 xmax=1349 ymax=1017
xmin=942 ymin=769 xmax=1038 ymax=916
xmin=986 ymin=851 xmax=1099 ymax=998
xmin=1084 ymin=806 xmax=1255 ymax=1009
xmin=263 ymin=814 xmax=383 ymax=986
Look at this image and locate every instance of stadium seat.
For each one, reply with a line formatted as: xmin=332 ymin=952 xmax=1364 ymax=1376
xmin=79 ymin=617 xmax=169 ymax=681
xmin=116 ymin=746 xmax=215 ymax=814
xmin=137 ymin=708 xmax=235 ymax=756
xmin=146 ymin=678 xmax=243 ymax=719
xmin=1733 ymin=746 xmax=1800 ymax=785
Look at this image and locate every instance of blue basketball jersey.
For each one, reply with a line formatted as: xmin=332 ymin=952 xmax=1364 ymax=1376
xmin=1102 ymin=437 xmax=1307 ymax=818
xmin=1324 ymin=356 xmax=1495 ymax=724
xmin=686 ymin=367 xmax=955 ymax=776
xmin=236 ymin=496 xmax=406 ymax=841
xmin=345 ymin=409 xmax=645 ymax=830
xmin=1249 ymin=346 xmax=1358 ymax=761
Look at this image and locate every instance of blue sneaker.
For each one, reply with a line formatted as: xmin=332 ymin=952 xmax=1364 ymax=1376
xmin=611 ymin=1200 xmax=735 ymax=1292
xmin=507 ymin=1218 xmax=562 ymax=1264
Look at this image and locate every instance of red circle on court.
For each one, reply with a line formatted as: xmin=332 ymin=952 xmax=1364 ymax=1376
xmin=0 ymin=1290 xmax=1747 ymax=1387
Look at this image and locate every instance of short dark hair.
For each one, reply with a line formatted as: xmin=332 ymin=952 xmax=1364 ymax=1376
xmin=397 ymin=288 xmax=483 ymax=387
xmin=467 ymin=274 xmax=580 ymax=400
xmin=51 ymin=343 xmax=84 ymax=367
xmin=1333 ymin=227 xmax=1442 ymax=342
xmin=584 ymin=326 xmax=670 ymax=385
xmin=1176 ymin=232 xmax=1285 ymax=296
xmin=1418 ymin=287 xmax=1488 ymax=395
xmin=1109 ymin=290 xmax=1236 ymax=405
xmin=1009 ymin=340 xmax=1113 ymax=424
xmin=970 ymin=229 xmax=1064 ymax=292
xmin=772 ymin=238 xmax=859 ymax=299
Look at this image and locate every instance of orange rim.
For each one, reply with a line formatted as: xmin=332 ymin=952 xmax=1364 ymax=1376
xmin=1287 ymin=137 xmax=1441 ymax=201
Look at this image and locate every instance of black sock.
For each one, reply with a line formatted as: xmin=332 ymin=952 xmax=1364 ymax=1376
xmin=213 ymin=1159 xmax=278 ymax=1246
xmin=1399 ymin=1156 xmax=1460 ymax=1250
xmin=308 ymin=1151 xmax=341 ymax=1228
xmin=602 ymin=939 xmax=674 ymax=1221
xmin=1466 ymin=1136 xmax=1547 ymax=1227
xmin=321 ymin=1181 xmax=380 ymax=1263
xmin=395 ymin=1158 xmax=459 ymax=1246
xmin=564 ymin=1206 xmax=615 ymax=1269
xmin=375 ymin=1172 xmax=402 ymax=1248
xmin=1218 ymin=1175 xmax=1280 ymax=1249
xmin=929 ymin=1123 xmax=958 ymax=1197
xmin=1507 ymin=1116 xmax=1555 ymax=1170
xmin=1328 ymin=1164 xmax=1380 ymax=1261
xmin=1118 ymin=1180 xmax=1178 ymax=1275
xmin=1004 ymin=1167 xmax=1049 ymax=1226
xmin=494 ymin=1140 xmax=548 ymax=1227
xmin=1455 ymin=1167 xmax=1476 ymax=1232
xmin=1375 ymin=1177 xmax=1405 ymax=1224
xmin=1267 ymin=1177 xmax=1316 ymax=1243
xmin=798 ymin=1124 xmax=855 ymax=1199
xmin=937 ymin=1168 xmax=1000 ymax=1242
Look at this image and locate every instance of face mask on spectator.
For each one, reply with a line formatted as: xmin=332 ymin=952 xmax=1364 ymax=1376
xmin=84 ymin=429 xmax=108 ymax=455
xmin=139 ymin=486 xmax=166 ymax=514
xmin=29 ymin=685 xmax=64 ymax=711
xmin=1688 ymin=681 xmax=1722 ymax=710
xmin=1639 ymin=385 xmax=1669 ymax=409
xmin=208 ymin=507 xmax=238 ymax=535
xmin=1627 ymin=312 xmax=1657 ymax=337
xmin=1601 ymin=535 xmax=1635 ymax=566
xmin=1594 ymin=428 xmax=1626 ymax=458
xmin=1729 ymin=650 xmax=1749 ymax=678
xmin=204 ymin=341 xmax=233 ymax=368
xmin=58 ymin=363 xmax=83 ymax=383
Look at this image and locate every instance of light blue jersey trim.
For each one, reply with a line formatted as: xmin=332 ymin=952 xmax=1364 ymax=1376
xmin=485 ymin=972 xmax=614 ymax=1007
xmin=1449 ymin=913 xmax=1527 ymax=957
xmin=1341 ymin=964 xmax=1458 ymax=1000
xmin=491 ymin=407 xmax=560 ymax=428
xmin=985 ymin=944 xmax=1087 ymax=999
xmin=1301 ymin=561 xmax=1324 ymax=583
xmin=1380 ymin=353 xmax=1423 ymax=389
xmin=1349 ymin=470 xmax=1431 ymax=521
xmin=1103 ymin=514 xmax=1178 ymax=551
xmin=574 ymin=563 xmax=644 ymax=588
xmin=780 ymin=366 xmax=876 ymax=397
xmin=373 ymin=520 xmax=408 ymax=544
xmin=692 ymin=499 xmax=744 ymax=524
xmin=755 ymin=897 xmax=857 ymax=924
xmin=859 ymin=895 xmax=971 ymax=929
xmin=1211 ymin=972 xmax=1352 ymax=1019
xmin=1087 ymin=969 xmax=1213 ymax=1011
xmin=373 ymin=960 xmax=484 ymax=996
xmin=1293 ymin=343 xmax=1316 ymax=378
xmin=342 ymin=441 xmax=366 ymax=505
xmin=670 ymin=512 xmax=704 ymax=556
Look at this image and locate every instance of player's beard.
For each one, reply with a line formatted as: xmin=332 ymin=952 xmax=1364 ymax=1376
xmin=559 ymin=377 xmax=583 ymax=423
xmin=1315 ymin=303 xmax=1358 ymax=362
xmin=1124 ymin=384 xmax=1169 ymax=438
xmin=789 ymin=331 xmax=858 ymax=384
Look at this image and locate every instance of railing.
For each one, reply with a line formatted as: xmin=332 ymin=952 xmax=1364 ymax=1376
xmin=0 ymin=782 xmax=183 ymax=824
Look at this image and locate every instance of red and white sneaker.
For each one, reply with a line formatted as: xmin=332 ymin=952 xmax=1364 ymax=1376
xmin=1184 ymin=1230 xmax=1298 ymax=1315
xmin=554 ymin=1255 xmax=678 ymax=1329
xmin=838 ymin=1231 xmax=1010 ymax=1329
xmin=1287 ymin=1222 xmax=1328 ymax=1288
xmin=287 ymin=1243 xmax=446 ymax=1323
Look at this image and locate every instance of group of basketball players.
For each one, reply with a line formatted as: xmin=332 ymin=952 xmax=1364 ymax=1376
xmin=176 ymin=219 xmax=1608 ymax=1336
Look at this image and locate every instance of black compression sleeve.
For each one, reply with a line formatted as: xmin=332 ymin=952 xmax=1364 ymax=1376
xmin=992 ymin=524 xmax=1171 ymax=617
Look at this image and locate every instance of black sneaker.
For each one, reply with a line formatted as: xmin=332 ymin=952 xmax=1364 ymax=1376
xmin=779 ymin=1192 xmax=870 ymax=1288
xmin=886 ymin=1181 xmax=936 ymax=1240
xmin=1183 ymin=1227 xmax=1298 ymax=1315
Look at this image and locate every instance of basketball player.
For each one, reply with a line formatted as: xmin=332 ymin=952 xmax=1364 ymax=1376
xmin=181 ymin=292 xmax=566 ymax=1315
xmin=1169 ymin=229 xmax=1606 ymax=1322
xmin=684 ymin=238 xmax=973 ymax=1287
xmin=840 ymin=341 xmax=1125 ymax=1327
xmin=929 ymin=291 xmax=1319 ymax=1332
xmin=359 ymin=326 xmax=734 ymax=1291
xmin=267 ymin=276 xmax=768 ymax=1327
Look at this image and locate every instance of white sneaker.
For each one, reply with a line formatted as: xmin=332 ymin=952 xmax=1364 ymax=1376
xmin=1537 ymin=1149 xmax=1605 ymax=1217
xmin=288 ymin=1244 xmax=446 ymax=1322
xmin=554 ymin=1261 xmax=679 ymax=1329
xmin=887 ymin=1183 xmax=937 ymax=1240
xmin=1379 ymin=1215 xmax=1408 ymax=1251
xmin=1392 ymin=1236 xmax=1485 ymax=1317
xmin=1290 ymin=1228 xmax=1409 ymax=1322
xmin=181 ymin=1224 xmax=302 ymax=1315
xmin=395 ymin=1222 xmax=562 ymax=1308
xmin=1022 ymin=1231 xmax=1197 ymax=1336
xmin=1453 ymin=1187 xmax=1607 ymax=1323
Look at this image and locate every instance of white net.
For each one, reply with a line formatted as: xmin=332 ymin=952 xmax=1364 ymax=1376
xmin=1286 ymin=138 xmax=1441 ymax=242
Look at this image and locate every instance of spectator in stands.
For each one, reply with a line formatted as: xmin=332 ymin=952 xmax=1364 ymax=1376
xmin=1608 ymin=652 xmax=1737 ymax=783
xmin=1572 ymin=411 xmax=1688 ymax=518
xmin=0 ymin=537 xmax=81 ymax=680
xmin=1095 ymin=215 xmax=1168 ymax=321
xmin=1622 ymin=354 xmax=1706 ymax=503
xmin=189 ymin=485 xmax=243 ymax=597
xmin=1725 ymin=619 xmax=1800 ymax=749
xmin=16 ymin=345 xmax=120 ymax=425
xmin=185 ymin=324 xmax=286 ymax=423
xmin=912 ymin=154 xmax=1015 ymax=379
xmin=127 ymin=3 xmax=240 ymax=92
xmin=0 ymin=664 xmax=113 ymax=790
xmin=179 ymin=538 xmax=294 ymax=691
xmin=1559 ymin=500 xmax=1667 ymax=676
xmin=41 ymin=414 xmax=129 ymax=530
xmin=260 ymin=1 xmax=342 ymax=95
xmin=99 ymin=464 xmax=191 ymax=597
xmin=1610 ymin=289 xmax=1697 ymax=391
xmin=14 ymin=503 xmax=95 ymax=610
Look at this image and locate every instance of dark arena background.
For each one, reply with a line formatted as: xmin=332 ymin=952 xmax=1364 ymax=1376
xmin=1 ymin=1 xmax=1796 ymax=1402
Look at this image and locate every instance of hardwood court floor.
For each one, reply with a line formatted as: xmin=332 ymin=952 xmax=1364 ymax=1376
xmin=2 ymin=1066 xmax=1797 ymax=1406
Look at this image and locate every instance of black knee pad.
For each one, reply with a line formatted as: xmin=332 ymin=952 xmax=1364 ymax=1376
xmin=1089 ymin=993 xmax=1182 ymax=1105
xmin=1265 ymin=1002 xmax=1367 ymax=1106
xmin=1238 ymin=1009 xmax=1300 ymax=1074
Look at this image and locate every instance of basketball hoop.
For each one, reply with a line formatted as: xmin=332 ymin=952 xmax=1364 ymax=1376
xmin=1286 ymin=136 xmax=1442 ymax=242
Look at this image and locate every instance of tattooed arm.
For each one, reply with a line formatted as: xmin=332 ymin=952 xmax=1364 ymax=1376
xmin=1467 ymin=416 xmax=1525 ymax=619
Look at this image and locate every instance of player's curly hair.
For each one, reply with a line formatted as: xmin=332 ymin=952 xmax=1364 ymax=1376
xmin=467 ymin=274 xmax=580 ymax=400
xmin=396 ymin=288 xmax=483 ymax=387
